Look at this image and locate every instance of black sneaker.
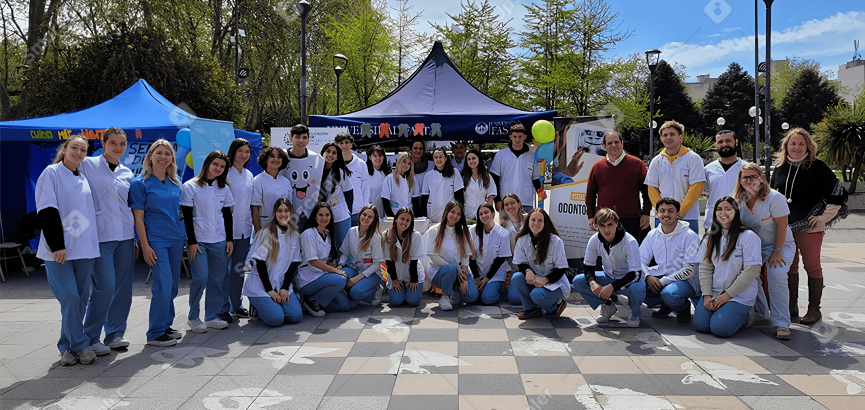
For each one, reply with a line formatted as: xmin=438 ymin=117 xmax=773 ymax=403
xmin=218 ymin=312 xmax=234 ymax=323
xmin=303 ymin=298 xmax=325 ymax=317
xmin=232 ymin=308 xmax=250 ymax=318
xmin=652 ymin=304 xmax=674 ymax=318
xmin=165 ymin=327 xmax=182 ymax=340
xmin=248 ymin=305 xmax=259 ymax=321
xmin=147 ymin=334 xmax=177 ymax=347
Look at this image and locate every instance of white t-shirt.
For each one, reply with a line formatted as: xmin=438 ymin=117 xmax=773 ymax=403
xmin=699 ymin=230 xmax=762 ymax=306
xmin=78 ymin=156 xmax=135 ymax=243
xmin=35 ymin=163 xmax=100 ymax=261
xmin=470 ymin=224 xmax=512 ymax=282
xmin=646 ymin=149 xmax=706 ymax=220
xmin=421 ymin=169 xmax=465 ymax=222
xmin=464 ymin=175 xmax=497 ymax=220
xmin=338 ymin=227 xmax=384 ymax=278
xmin=346 ymin=154 xmax=369 ymax=215
xmin=381 ymin=174 xmax=419 ymax=213
xmin=242 ymin=229 xmax=301 ymax=297
xmin=413 ymin=160 xmax=435 ymax=193
xmin=738 ymin=190 xmax=794 ymax=247
xmin=383 ymin=230 xmax=426 ymax=288
xmin=703 ymin=159 xmax=745 ymax=228
xmin=321 ymin=168 xmax=354 ymax=223
xmin=180 ymin=179 xmax=236 ymax=244
xmin=226 ymin=166 xmax=254 ymax=239
xmin=584 ymin=231 xmax=642 ymax=280
xmin=640 ymin=221 xmax=702 ymax=292
xmin=426 ymin=224 xmax=473 ymax=280
xmin=490 ymin=148 xmax=538 ymax=207
xmin=296 ymin=228 xmax=336 ymax=289
xmin=252 ymin=173 xmax=293 ymax=227
xmin=512 ymin=234 xmax=571 ymax=297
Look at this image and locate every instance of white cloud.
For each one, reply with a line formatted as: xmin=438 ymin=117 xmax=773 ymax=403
xmin=661 ymin=11 xmax=865 ymax=76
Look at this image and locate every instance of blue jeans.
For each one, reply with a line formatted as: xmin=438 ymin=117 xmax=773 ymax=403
xmin=297 ymin=273 xmax=350 ymax=311
xmin=693 ymin=299 xmax=751 ymax=337
xmin=523 ymin=204 xmax=533 ymax=213
xmin=84 ymin=239 xmax=135 ymax=345
xmin=431 ymin=264 xmax=478 ymax=304
xmin=351 ymin=213 xmax=359 ymax=227
xmin=511 ymin=272 xmax=565 ymax=313
xmin=388 ymin=282 xmax=423 ymax=306
xmin=147 ymin=240 xmax=184 ymax=341
xmin=45 ymin=258 xmax=96 ymax=353
xmin=755 ymin=243 xmax=795 ymax=328
xmin=249 ymin=294 xmax=303 ymax=326
xmin=188 ymin=241 xmax=229 ymax=322
xmin=344 ymin=267 xmax=383 ymax=303
xmin=224 ymin=236 xmax=252 ymax=313
xmin=572 ymin=272 xmax=646 ymax=318
xmin=644 ymin=280 xmax=700 ymax=315
xmin=334 ymin=218 xmax=351 ymax=255
xmin=480 ymin=278 xmax=520 ymax=305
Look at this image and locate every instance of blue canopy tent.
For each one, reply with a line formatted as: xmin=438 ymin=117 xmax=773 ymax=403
xmin=309 ymin=41 xmax=556 ymax=144
xmin=0 ymin=79 xmax=263 ymax=246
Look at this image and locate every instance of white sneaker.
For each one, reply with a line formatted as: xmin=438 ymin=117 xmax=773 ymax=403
xmin=105 ymin=337 xmax=130 ymax=349
xmin=206 ymin=318 xmax=229 ymax=329
xmin=439 ymin=294 xmax=453 ymax=311
xmin=370 ymin=286 xmax=383 ymax=306
xmin=188 ymin=319 xmax=208 ymax=333
xmin=596 ymin=303 xmax=618 ymax=323
xmin=90 ymin=342 xmax=110 ymax=356
xmin=626 ymin=316 xmax=640 ymax=328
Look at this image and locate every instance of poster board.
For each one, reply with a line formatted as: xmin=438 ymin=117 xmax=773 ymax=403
xmin=190 ymin=119 xmax=236 ymax=173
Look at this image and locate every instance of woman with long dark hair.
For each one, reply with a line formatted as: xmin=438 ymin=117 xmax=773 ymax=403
xmin=462 ymin=150 xmax=497 ymax=221
xmin=252 ymin=146 xmax=292 ymax=232
xmin=181 ymin=150 xmax=235 ymax=332
xmin=242 ymin=198 xmax=303 ymax=326
xmin=771 ymin=128 xmax=849 ymax=325
xmin=421 ymin=147 xmax=465 ymax=222
xmin=365 ymin=145 xmax=392 ymax=213
xmin=426 ymin=201 xmax=478 ymax=310
xmin=383 ymin=208 xmax=426 ymax=306
xmin=339 ymin=205 xmax=385 ymax=306
xmin=693 ymin=197 xmax=763 ymax=338
xmin=470 ymin=204 xmax=517 ymax=305
xmin=381 ymin=153 xmax=420 ymax=217
xmin=320 ymin=142 xmax=354 ymax=251
xmin=36 ymin=134 xmax=100 ymax=365
xmin=224 ymin=138 xmax=254 ymax=319
xmin=511 ymin=209 xmax=570 ymax=319
xmin=296 ymin=202 xmax=350 ymax=316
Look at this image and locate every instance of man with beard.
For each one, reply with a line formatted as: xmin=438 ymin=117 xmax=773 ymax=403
xmin=703 ymin=130 xmax=745 ymax=232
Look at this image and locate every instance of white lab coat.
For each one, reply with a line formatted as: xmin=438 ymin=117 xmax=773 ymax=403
xmin=470 ymin=224 xmax=511 ymax=282
xmin=35 ymin=163 xmax=100 ymax=261
xmin=703 ymin=159 xmax=744 ymax=229
xmin=381 ymin=174 xmax=419 ymax=214
xmin=512 ymin=234 xmax=571 ymax=297
xmin=338 ymin=227 xmax=384 ymax=278
xmin=227 ymin=166 xmax=254 ymax=240
xmin=646 ymin=150 xmax=706 ymax=220
xmin=79 ymin=156 xmax=134 ymax=243
xmin=367 ymin=169 xmax=387 ymax=213
xmin=421 ymin=169 xmax=465 ymax=222
xmin=464 ymin=176 xmax=497 ymax=220
xmin=242 ymin=230 xmax=301 ymax=297
xmin=490 ymin=148 xmax=538 ymax=207
xmin=296 ymin=228 xmax=335 ymax=289
xmin=699 ymin=230 xmax=762 ymax=306
xmin=180 ymin=179 xmax=236 ymax=244
xmin=384 ymin=230 xmax=426 ymax=288
xmin=346 ymin=154 xmax=369 ymax=215
xmin=322 ymin=168 xmax=354 ymax=223
xmin=640 ymin=221 xmax=702 ymax=292
xmin=252 ymin=173 xmax=293 ymax=227
xmin=426 ymin=224 xmax=472 ymax=281
xmin=413 ymin=160 xmax=435 ymax=193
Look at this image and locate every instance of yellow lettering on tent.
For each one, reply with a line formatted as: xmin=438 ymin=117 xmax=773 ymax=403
xmin=29 ymin=130 xmax=54 ymax=140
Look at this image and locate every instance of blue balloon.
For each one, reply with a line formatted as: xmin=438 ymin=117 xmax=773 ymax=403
xmin=534 ymin=142 xmax=555 ymax=164
xmin=176 ymin=128 xmax=191 ymax=149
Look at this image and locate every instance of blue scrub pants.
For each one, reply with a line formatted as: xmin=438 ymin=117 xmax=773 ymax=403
xmin=350 ymin=213 xmax=359 ymax=227
xmin=644 ymin=280 xmax=700 ymax=315
xmin=344 ymin=267 xmax=383 ymax=303
xmin=511 ymin=272 xmax=565 ymax=313
xmin=83 ymin=239 xmax=135 ymax=345
xmin=334 ymin=218 xmax=351 ymax=255
xmin=249 ymin=294 xmax=303 ymax=326
xmin=755 ymin=243 xmax=795 ymax=328
xmin=188 ymin=241 xmax=229 ymax=322
xmin=522 ymin=205 xmax=534 ymax=213
xmin=298 ymin=273 xmax=350 ymax=312
xmin=693 ymin=299 xmax=751 ymax=338
xmin=147 ymin=240 xmax=184 ymax=341
xmin=572 ymin=272 xmax=646 ymax=318
xmin=388 ymin=282 xmax=423 ymax=306
xmin=431 ymin=264 xmax=478 ymax=304
xmin=45 ymin=258 xmax=95 ymax=353
xmin=224 ymin=236 xmax=251 ymax=313
xmin=480 ymin=278 xmax=521 ymax=305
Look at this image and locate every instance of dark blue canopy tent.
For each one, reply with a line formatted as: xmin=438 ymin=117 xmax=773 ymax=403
xmin=309 ymin=41 xmax=556 ymax=144
xmin=0 ymin=79 xmax=263 ymax=246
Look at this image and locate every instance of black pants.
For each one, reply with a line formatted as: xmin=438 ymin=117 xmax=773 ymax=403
xmin=619 ymin=216 xmax=649 ymax=244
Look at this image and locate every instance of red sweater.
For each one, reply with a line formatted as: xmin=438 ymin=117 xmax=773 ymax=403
xmin=585 ymin=155 xmax=651 ymax=219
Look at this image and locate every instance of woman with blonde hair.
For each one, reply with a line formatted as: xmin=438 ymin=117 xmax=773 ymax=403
xmin=381 ymin=152 xmax=421 ymax=217
xmin=733 ymin=162 xmax=795 ymax=339
xmin=129 ymin=139 xmax=186 ymax=347
xmin=770 ymin=128 xmax=849 ymax=325
xmin=36 ymin=134 xmax=100 ymax=365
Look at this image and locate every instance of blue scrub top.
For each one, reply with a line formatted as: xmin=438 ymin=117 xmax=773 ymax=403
xmin=129 ymin=175 xmax=185 ymax=246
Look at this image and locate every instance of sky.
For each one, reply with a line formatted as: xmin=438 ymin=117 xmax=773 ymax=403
xmin=384 ymin=0 xmax=865 ymax=81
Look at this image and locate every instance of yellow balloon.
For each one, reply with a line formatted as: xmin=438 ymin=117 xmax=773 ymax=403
xmin=186 ymin=152 xmax=194 ymax=168
xmin=532 ymin=120 xmax=555 ymax=144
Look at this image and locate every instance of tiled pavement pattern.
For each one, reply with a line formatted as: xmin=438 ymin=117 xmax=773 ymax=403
xmin=2 ymin=218 xmax=864 ymax=409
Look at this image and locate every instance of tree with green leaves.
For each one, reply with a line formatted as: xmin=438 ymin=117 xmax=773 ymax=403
xmin=650 ymin=60 xmax=701 ymax=134
xmin=390 ymin=0 xmax=427 ymax=85
xmin=701 ymin=62 xmax=756 ymax=156
xmin=780 ymin=66 xmax=842 ymax=133
xmin=814 ymin=103 xmax=865 ymax=193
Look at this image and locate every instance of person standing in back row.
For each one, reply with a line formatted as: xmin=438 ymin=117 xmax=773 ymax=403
xmin=646 ymin=120 xmax=706 ymax=233
xmin=703 ymin=130 xmax=745 ymax=233
xmin=336 ymin=133 xmax=369 ymax=228
xmin=585 ymin=131 xmax=651 ymax=242
xmin=491 ymin=123 xmax=544 ymax=212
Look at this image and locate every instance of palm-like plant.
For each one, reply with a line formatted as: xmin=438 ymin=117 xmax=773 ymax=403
xmin=682 ymin=132 xmax=716 ymax=162
xmin=814 ymin=103 xmax=865 ymax=193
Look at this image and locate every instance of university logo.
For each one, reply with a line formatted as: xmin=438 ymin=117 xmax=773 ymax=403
xmin=475 ymin=123 xmax=489 ymax=135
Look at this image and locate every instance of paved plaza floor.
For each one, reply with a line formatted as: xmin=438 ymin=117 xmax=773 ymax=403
xmin=1 ymin=214 xmax=864 ymax=410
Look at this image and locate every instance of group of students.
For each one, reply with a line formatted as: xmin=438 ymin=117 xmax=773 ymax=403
xmin=35 ymin=119 xmax=848 ymax=367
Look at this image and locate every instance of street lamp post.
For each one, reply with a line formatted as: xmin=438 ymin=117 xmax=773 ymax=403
xmin=763 ymin=0 xmax=774 ymax=179
xmin=296 ymin=0 xmax=311 ymax=125
xmin=754 ymin=0 xmax=761 ymax=165
xmin=645 ymin=49 xmax=661 ymax=158
xmin=333 ymin=54 xmax=347 ymax=115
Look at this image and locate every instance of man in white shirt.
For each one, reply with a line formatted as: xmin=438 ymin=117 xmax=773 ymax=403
xmin=491 ymin=123 xmax=544 ymax=212
xmin=703 ymin=130 xmax=744 ymax=231
xmin=646 ymin=120 xmax=706 ymax=233
xmin=281 ymin=124 xmax=324 ymax=229
xmin=336 ymin=133 xmax=369 ymax=227
xmin=451 ymin=141 xmax=468 ymax=173
xmin=640 ymin=198 xmax=702 ymax=323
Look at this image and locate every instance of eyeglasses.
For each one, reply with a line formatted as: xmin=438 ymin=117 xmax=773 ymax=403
xmin=740 ymin=175 xmax=762 ymax=181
